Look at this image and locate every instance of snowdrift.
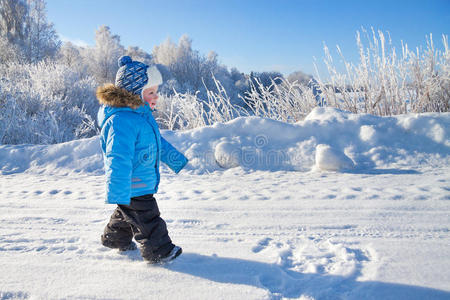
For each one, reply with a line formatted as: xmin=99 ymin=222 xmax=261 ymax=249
xmin=1 ymin=107 xmax=449 ymax=175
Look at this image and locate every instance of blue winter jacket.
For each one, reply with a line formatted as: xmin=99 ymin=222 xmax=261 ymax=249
xmin=96 ymin=84 xmax=188 ymax=205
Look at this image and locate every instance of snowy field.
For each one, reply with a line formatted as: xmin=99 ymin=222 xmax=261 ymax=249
xmin=1 ymin=108 xmax=449 ymax=299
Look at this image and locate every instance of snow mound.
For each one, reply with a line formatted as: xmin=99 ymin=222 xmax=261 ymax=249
xmin=315 ymin=144 xmax=355 ymax=171
xmin=1 ymin=107 xmax=449 ymax=175
xmin=175 ymin=107 xmax=449 ymax=174
xmin=0 ymin=136 xmax=103 ymax=175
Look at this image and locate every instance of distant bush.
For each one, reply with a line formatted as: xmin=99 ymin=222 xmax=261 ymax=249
xmin=0 ymin=61 xmax=98 ymax=144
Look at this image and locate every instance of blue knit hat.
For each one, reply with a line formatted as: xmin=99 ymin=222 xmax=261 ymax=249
xmin=115 ymin=56 xmax=149 ymax=96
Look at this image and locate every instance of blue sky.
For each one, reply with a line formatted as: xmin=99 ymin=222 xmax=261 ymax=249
xmin=46 ymin=0 xmax=449 ymax=77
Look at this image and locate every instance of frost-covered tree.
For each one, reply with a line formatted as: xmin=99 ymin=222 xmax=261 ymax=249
xmin=152 ymin=34 xmax=244 ymax=104
xmin=153 ymin=35 xmax=212 ymax=92
xmin=57 ymin=41 xmax=88 ymax=77
xmin=86 ymin=25 xmax=124 ymax=84
xmin=0 ymin=0 xmax=28 ymax=46
xmin=0 ymin=35 xmax=24 ymax=63
xmin=287 ymin=70 xmax=313 ymax=85
xmin=153 ymin=37 xmax=177 ymax=66
xmin=0 ymin=0 xmax=60 ymax=63
xmin=172 ymin=34 xmax=202 ymax=91
xmin=125 ymin=45 xmax=153 ymax=65
xmin=200 ymin=50 xmax=220 ymax=87
xmin=22 ymin=0 xmax=60 ymax=63
xmin=58 ymin=41 xmax=81 ymax=66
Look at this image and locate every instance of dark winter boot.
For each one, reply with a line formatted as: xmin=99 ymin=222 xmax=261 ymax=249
xmin=146 ymin=245 xmax=182 ymax=264
xmin=118 ymin=241 xmax=138 ymax=252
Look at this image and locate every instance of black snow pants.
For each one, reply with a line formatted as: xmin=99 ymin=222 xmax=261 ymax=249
xmin=101 ymin=194 xmax=174 ymax=261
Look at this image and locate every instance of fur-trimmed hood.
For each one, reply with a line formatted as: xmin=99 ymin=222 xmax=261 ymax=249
xmin=96 ymin=84 xmax=143 ymax=109
xmin=96 ymin=84 xmax=153 ymax=129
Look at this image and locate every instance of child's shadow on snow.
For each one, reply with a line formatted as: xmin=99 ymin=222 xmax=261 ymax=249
xmin=165 ymin=253 xmax=449 ymax=299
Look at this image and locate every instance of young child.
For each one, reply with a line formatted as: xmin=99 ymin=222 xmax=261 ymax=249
xmin=96 ymin=55 xmax=188 ymax=263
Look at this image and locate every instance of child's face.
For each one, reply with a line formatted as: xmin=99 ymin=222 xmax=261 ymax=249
xmin=142 ymin=86 xmax=159 ymax=109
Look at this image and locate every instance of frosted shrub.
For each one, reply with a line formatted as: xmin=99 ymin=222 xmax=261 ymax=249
xmin=240 ymin=77 xmax=319 ymax=122
xmin=155 ymin=91 xmax=206 ymax=130
xmin=315 ymin=28 xmax=449 ymax=115
xmin=0 ymin=96 xmax=19 ymax=144
xmin=154 ymin=75 xmax=321 ymax=130
xmin=154 ymin=75 xmax=247 ymax=130
xmin=28 ymin=61 xmax=99 ymax=116
xmin=407 ymin=35 xmax=449 ymax=113
xmin=203 ymin=75 xmax=247 ymax=124
xmin=0 ymin=61 xmax=98 ymax=144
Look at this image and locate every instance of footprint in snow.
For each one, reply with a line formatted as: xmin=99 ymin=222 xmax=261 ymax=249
xmin=249 ymin=236 xmax=376 ymax=298
xmin=252 ymin=237 xmax=273 ymax=253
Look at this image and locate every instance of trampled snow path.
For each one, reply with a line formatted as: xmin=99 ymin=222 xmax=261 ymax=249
xmin=1 ymin=166 xmax=449 ymax=299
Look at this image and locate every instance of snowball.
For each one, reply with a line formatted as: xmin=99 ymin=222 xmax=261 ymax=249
xmin=429 ymin=124 xmax=445 ymax=144
xmin=315 ymin=144 xmax=355 ymax=171
xmin=214 ymin=141 xmax=241 ymax=169
xmin=359 ymin=125 xmax=376 ymax=143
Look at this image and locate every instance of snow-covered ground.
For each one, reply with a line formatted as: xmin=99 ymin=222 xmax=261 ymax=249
xmin=1 ymin=108 xmax=449 ymax=299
